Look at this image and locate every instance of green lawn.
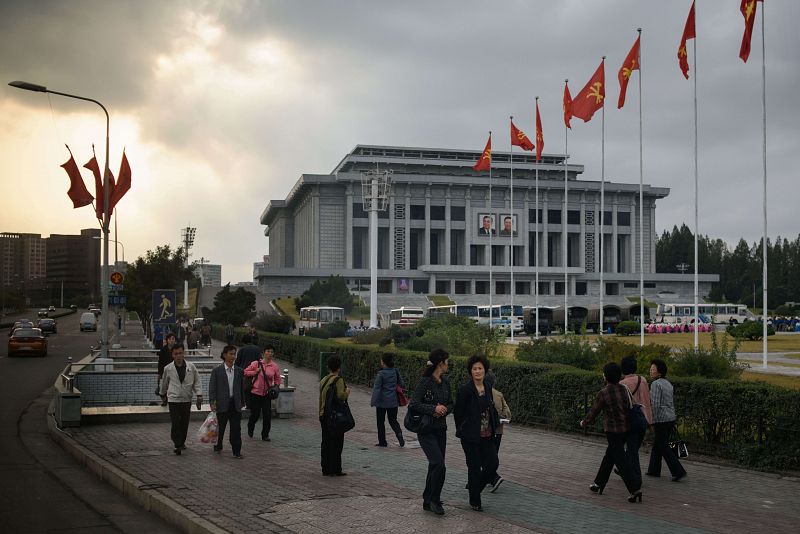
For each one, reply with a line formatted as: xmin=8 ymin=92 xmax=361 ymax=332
xmin=428 ymin=295 xmax=454 ymax=306
xmin=579 ymin=332 xmax=800 ymax=353
xmin=742 ymin=371 xmax=800 ymax=390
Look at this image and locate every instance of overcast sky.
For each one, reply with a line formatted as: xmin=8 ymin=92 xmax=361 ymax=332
xmin=2 ymin=0 xmax=797 ymax=283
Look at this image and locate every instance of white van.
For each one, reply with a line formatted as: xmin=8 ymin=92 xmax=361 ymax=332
xmin=80 ymin=312 xmax=98 ymax=332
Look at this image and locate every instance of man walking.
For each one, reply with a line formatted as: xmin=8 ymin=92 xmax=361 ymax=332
xmin=156 ymin=333 xmax=177 ymax=406
xmin=209 ymin=345 xmax=246 ymax=459
xmin=159 ymin=344 xmax=203 ymax=455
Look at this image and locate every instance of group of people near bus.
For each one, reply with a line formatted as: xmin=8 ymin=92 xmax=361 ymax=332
xmin=320 ymin=349 xmax=686 ymax=515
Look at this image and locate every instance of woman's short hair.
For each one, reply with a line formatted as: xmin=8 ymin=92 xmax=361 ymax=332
xmin=381 ymin=354 xmax=394 ymax=368
xmin=423 ymin=348 xmax=449 ymax=376
xmin=603 ymin=362 xmax=622 ymax=384
xmin=650 ymin=358 xmax=668 ymax=377
xmin=466 ymin=353 xmax=490 ymax=373
xmin=327 ymin=356 xmax=341 ymax=373
xmin=220 ymin=345 xmax=237 ymax=359
xmin=263 ymin=342 xmax=275 ymax=351
xmin=620 ymin=355 xmax=638 ymax=375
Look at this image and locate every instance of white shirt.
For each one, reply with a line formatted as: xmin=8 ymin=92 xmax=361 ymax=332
xmin=224 ymin=362 xmax=235 ymax=398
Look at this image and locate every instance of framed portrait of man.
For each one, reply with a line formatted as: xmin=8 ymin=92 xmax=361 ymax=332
xmin=498 ymin=214 xmax=517 ymax=236
xmin=477 ymin=213 xmax=495 ymax=236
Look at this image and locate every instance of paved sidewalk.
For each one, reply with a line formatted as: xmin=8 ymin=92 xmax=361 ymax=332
xmin=58 ymin=352 xmax=800 ymax=533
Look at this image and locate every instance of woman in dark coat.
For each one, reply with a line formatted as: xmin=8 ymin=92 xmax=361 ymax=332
xmin=408 ymin=348 xmax=452 ymax=516
xmin=370 ymin=354 xmax=405 ymax=447
xmin=454 ymin=354 xmax=499 ymax=512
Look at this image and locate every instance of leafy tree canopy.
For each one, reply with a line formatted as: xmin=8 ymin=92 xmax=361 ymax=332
xmin=124 ymin=245 xmax=196 ymax=325
xmin=296 ymin=275 xmax=354 ymax=312
xmin=203 ymin=284 xmax=256 ymax=326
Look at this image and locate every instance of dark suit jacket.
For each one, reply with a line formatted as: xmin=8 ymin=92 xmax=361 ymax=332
xmin=209 ymin=364 xmax=245 ymax=412
xmin=454 ymin=381 xmax=499 ymax=443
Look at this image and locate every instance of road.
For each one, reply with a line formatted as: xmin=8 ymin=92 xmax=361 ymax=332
xmin=0 ymin=309 xmax=178 ymax=533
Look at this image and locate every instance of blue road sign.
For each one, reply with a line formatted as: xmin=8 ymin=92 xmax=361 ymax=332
xmin=152 ymin=289 xmax=177 ymax=324
xmin=108 ymin=295 xmax=127 ymax=306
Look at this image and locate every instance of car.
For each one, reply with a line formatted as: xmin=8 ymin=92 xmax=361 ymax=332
xmin=8 ymin=327 xmax=47 ymax=357
xmin=88 ymin=305 xmax=101 ymax=317
xmin=192 ymin=317 xmax=206 ymax=328
xmin=48 ymin=305 xmax=56 ymax=312
xmin=9 ymin=320 xmax=34 ymax=337
xmin=37 ymin=318 xmax=57 ymax=335
xmin=69 ymin=304 xmax=78 ymax=311
xmin=37 ymin=308 xmax=49 ymax=318
xmin=79 ymin=312 xmax=98 ymax=331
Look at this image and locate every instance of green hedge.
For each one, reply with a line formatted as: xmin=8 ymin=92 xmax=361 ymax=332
xmin=221 ymin=327 xmax=800 ymax=471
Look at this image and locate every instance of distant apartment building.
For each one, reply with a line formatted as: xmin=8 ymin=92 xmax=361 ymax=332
xmin=45 ymin=228 xmax=101 ymax=304
xmin=194 ymin=263 xmax=222 ymax=287
xmin=0 ymin=232 xmax=47 ymax=304
xmin=253 ymin=255 xmax=269 ymax=281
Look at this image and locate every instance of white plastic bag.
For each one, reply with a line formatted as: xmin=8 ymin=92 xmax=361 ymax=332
xmin=197 ymin=412 xmax=218 ymax=444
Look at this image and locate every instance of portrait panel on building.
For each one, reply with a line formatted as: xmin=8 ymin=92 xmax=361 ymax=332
xmin=498 ymin=214 xmax=517 ymax=237
xmin=477 ymin=214 xmax=496 ymax=236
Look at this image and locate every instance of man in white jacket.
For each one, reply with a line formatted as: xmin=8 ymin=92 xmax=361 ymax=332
xmin=160 ymin=344 xmax=203 ymax=455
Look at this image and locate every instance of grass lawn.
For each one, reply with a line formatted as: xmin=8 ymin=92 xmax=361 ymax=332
xmin=273 ymin=297 xmax=299 ymax=322
xmin=741 ymin=371 xmax=800 ymax=390
xmin=575 ymin=332 xmax=800 ymax=353
xmin=428 ymin=295 xmax=455 ymax=306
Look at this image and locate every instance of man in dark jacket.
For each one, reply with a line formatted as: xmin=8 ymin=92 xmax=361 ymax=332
xmin=209 ymin=345 xmax=246 ymax=458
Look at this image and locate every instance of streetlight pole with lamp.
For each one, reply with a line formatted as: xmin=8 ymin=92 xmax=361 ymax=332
xmin=9 ymin=80 xmax=113 ymax=358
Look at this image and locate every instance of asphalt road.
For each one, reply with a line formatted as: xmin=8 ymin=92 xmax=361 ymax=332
xmin=0 ymin=309 xmax=178 ymax=533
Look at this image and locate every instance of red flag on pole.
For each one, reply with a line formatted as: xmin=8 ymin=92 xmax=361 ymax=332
xmin=108 ymin=150 xmax=131 ymax=212
xmin=618 ymin=36 xmax=641 ymax=109
xmin=510 ymin=120 xmax=534 ymax=151
xmin=473 ymin=134 xmax=492 ymax=172
xmin=678 ymin=1 xmax=696 ymax=79
xmin=535 ymin=101 xmax=544 ymax=161
xmin=739 ymin=0 xmax=762 ymax=63
xmin=571 ymin=59 xmax=605 ymax=123
xmin=84 ymin=146 xmax=116 ymax=219
xmin=60 ymin=145 xmax=94 ymax=208
xmin=563 ymin=81 xmax=573 ymax=129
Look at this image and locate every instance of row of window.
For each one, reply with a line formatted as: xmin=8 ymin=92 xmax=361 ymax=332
xmin=352 ymin=204 xmax=632 ymax=226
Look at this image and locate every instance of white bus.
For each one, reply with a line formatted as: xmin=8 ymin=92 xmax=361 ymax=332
xmin=389 ymin=307 xmax=425 ymax=326
xmin=478 ymin=304 xmax=524 ymax=333
xmin=299 ymin=306 xmax=346 ymax=329
xmin=426 ymin=305 xmax=480 ymax=323
xmin=655 ymin=303 xmax=754 ymax=325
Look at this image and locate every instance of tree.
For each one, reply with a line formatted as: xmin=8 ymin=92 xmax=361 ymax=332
xmin=203 ymin=284 xmax=256 ymax=326
xmin=124 ymin=245 xmax=196 ymax=328
xmin=296 ymin=275 xmax=354 ymax=312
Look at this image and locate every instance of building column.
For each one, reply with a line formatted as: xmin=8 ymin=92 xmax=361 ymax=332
xmin=542 ymin=196 xmax=550 ymax=267
xmin=465 ymin=188 xmax=472 ymax=265
xmin=345 ymin=186 xmax=353 ymax=269
xmin=389 ymin=192 xmax=395 ymax=271
xmin=612 ymin=195 xmax=619 ymax=273
xmin=404 ymin=193 xmax=411 ymax=270
xmin=424 ymin=186 xmax=431 ymax=266
xmin=445 ymin=187 xmax=452 ymax=265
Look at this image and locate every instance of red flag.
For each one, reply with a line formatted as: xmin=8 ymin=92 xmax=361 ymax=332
xmin=563 ymin=81 xmax=573 ymax=129
xmin=740 ymin=0 xmax=762 ymax=63
xmin=473 ymin=134 xmax=492 ymax=172
xmin=678 ymin=1 xmax=696 ymax=79
xmin=84 ymin=147 xmax=116 ymax=220
xmin=60 ymin=145 xmax=93 ymax=208
xmin=510 ymin=120 xmax=534 ymax=151
xmin=109 ymin=150 xmax=131 ymax=212
xmin=571 ymin=59 xmax=605 ymax=123
xmin=535 ymin=101 xmax=544 ymax=161
xmin=618 ymin=36 xmax=640 ymax=109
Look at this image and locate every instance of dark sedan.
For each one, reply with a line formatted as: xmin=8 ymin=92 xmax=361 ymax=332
xmin=8 ymin=327 xmax=48 ymax=357
xmin=36 ymin=318 xmax=57 ymax=335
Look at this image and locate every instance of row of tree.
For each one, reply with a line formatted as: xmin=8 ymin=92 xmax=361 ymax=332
xmin=656 ymin=224 xmax=800 ymax=309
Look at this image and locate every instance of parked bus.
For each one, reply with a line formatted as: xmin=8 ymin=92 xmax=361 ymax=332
xmin=389 ymin=307 xmax=425 ymax=326
xmin=299 ymin=306 xmax=346 ymax=329
xmin=522 ymin=306 xmax=556 ymax=336
xmin=477 ymin=304 xmax=524 ymax=333
xmin=552 ymin=306 xmax=589 ymax=333
xmin=426 ymin=305 xmax=480 ymax=323
xmin=587 ymin=305 xmax=624 ymax=334
xmin=655 ymin=303 xmax=754 ymax=325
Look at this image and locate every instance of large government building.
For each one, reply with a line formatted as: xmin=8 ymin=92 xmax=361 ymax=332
xmin=257 ymin=145 xmax=717 ymax=316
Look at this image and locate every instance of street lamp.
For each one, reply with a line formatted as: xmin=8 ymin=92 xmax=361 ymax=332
xmin=9 ymin=80 xmax=112 ymax=357
xmin=93 ymin=236 xmax=125 ymax=262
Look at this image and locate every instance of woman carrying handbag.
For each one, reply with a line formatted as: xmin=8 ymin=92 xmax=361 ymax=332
xmin=243 ymin=343 xmax=282 ymax=442
xmin=647 ymin=359 xmax=687 ymax=482
xmin=370 ymin=354 xmax=406 ymax=447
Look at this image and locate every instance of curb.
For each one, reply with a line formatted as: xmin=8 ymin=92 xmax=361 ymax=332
xmin=46 ymin=397 xmax=227 ymax=534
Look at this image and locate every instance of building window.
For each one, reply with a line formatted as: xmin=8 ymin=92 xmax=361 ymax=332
xmin=435 ymin=280 xmax=450 ymax=294
xmin=548 ymin=209 xmax=561 ymax=224
xmin=624 ymin=282 xmax=638 ymax=288
xmin=567 ymin=210 xmax=581 ymax=224
xmin=470 ymin=245 xmax=484 ymax=265
xmin=618 ymin=212 xmax=631 ymax=226
xmin=410 ymin=205 xmax=426 ymax=220
xmin=515 ymin=281 xmax=530 ymax=295
xmin=454 ymin=280 xmax=469 ymax=294
xmin=554 ymin=282 xmax=565 ymax=295
xmin=644 ymin=282 xmax=656 ymax=289
xmin=606 ymin=282 xmax=619 ymax=295
xmin=353 ymin=203 xmax=368 ymax=218
xmin=603 ymin=211 xmax=612 ymax=225
xmin=495 ymin=281 xmax=509 ymax=295
xmin=475 ymin=281 xmax=488 ymax=294
xmin=538 ymin=281 xmax=550 ymax=295
xmin=450 ymin=206 xmax=465 ymax=221
xmin=575 ymin=282 xmax=587 ymax=295
xmin=430 ymin=205 xmax=446 ymax=220
xmin=377 ymin=280 xmax=393 ymax=293
xmin=413 ymin=279 xmax=429 ymax=293
xmin=528 ymin=208 xmax=543 ymax=224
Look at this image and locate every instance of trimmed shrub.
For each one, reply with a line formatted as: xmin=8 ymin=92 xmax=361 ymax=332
xmin=251 ymin=311 xmax=293 ymax=334
xmin=614 ymin=320 xmax=640 ymax=336
xmin=727 ymin=321 xmax=775 ymax=340
xmin=516 ymin=336 xmax=601 ymax=370
xmin=352 ymin=328 xmax=389 ymax=345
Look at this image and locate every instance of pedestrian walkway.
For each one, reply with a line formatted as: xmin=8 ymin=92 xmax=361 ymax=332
xmin=59 ymin=350 xmax=800 ymax=533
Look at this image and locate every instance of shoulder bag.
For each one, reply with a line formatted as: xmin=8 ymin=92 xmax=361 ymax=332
xmin=324 ymin=376 xmax=355 ymax=434
xmin=669 ymin=427 xmax=690 ymax=458
xmin=625 ymin=380 xmax=648 ymax=433
xmin=395 ymin=369 xmax=408 ymax=407
xmin=403 ymin=386 xmax=433 ymax=434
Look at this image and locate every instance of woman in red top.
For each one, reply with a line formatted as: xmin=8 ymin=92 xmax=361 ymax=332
xmin=580 ymin=362 xmax=643 ymax=503
xmin=244 ymin=343 xmax=282 ymax=441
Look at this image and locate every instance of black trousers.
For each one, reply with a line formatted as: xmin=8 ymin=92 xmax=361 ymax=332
xmin=595 ymin=431 xmax=640 ymax=494
xmin=168 ymin=402 xmax=191 ymax=448
xmin=320 ymin=417 xmax=345 ymax=475
xmin=376 ymin=407 xmax=403 ymax=445
xmin=461 ymin=437 xmax=499 ymax=507
xmin=625 ymin=426 xmax=646 ymax=485
xmin=418 ymin=428 xmax=447 ymax=505
xmin=248 ymin=393 xmax=272 ymax=438
xmin=216 ymin=400 xmax=242 ymax=455
xmin=648 ymin=421 xmax=687 ymax=477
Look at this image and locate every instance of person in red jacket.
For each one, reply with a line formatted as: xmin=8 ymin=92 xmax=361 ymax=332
xmin=243 ymin=343 xmax=282 ymax=441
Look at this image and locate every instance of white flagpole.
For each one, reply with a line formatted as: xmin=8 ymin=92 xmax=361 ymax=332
xmin=638 ymin=28 xmax=645 ymax=346
xmin=534 ymin=99 xmax=540 ymax=339
xmin=693 ymin=11 xmax=700 ymax=349
xmin=760 ymin=4 xmax=768 ymax=368
xmin=599 ymin=57 xmax=606 ymax=336
xmin=489 ymin=132 xmax=493 ymax=331
xmin=562 ymin=89 xmax=568 ymax=336
xmin=509 ymin=116 xmax=515 ymax=343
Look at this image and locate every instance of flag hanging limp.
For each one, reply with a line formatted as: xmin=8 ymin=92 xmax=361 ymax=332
xmin=678 ymin=1 xmax=696 ymax=79
xmin=473 ymin=134 xmax=492 ymax=172
xmin=60 ymin=145 xmax=94 ymax=208
xmin=618 ymin=36 xmax=640 ymax=109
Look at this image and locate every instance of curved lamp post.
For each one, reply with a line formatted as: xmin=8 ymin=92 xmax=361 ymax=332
xmin=9 ymin=80 xmax=112 ymax=357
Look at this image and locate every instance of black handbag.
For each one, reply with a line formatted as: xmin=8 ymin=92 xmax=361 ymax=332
xmin=669 ymin=428 xmax=689 ymax=458
xmin=267 ymin=384 xmax=280 ymax=400
xmin=324 ymin=377 xmax=355 ymax=434
xmin=625 ymin=378 xmax=648 ymax=433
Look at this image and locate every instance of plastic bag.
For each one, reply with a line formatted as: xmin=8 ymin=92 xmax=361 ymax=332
xmin=197 ymin=412 xmax=218 ymax=444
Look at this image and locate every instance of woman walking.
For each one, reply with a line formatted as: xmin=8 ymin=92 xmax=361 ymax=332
xmin=370 ymin=354 xmax=405 ymax=447
xmin=319 ymin=356 xmax=350 ymax=476
xmin=454 ymin=354 xmax=499 ymax=511
xmin=579 ymin=362 xmax=643 ymax=503
xmin=409 ymin=348 xmax=452 ymax=516
xmin=619 ymin=355 xmax=652 ymax=484
xmin=244 ymin=343 xmax=282 ymax=441
xmin=647 ymin=359 xmax=687 ymax=482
